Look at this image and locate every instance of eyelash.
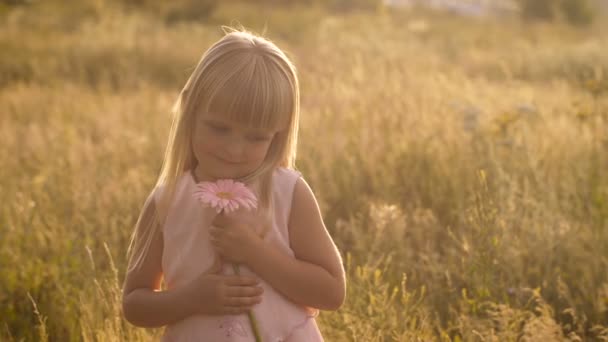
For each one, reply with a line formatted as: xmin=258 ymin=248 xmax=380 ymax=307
xmin=248 ymin=136 xmax=271 ymax=142
xmin=207 ymin=123 xmax=229 ymax=133
xmin=207 ymin=123 xmax=271 ymax=142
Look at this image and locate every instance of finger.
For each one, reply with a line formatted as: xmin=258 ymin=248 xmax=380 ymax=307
xmin=209 ymin=229 xmax=219 ymax=242
xmin=222 ymin=306 xmax=250 ymax=315
xmin=204 ymin=255 xmax=223 ymax=274
xmin=258 ymin=224 xmax=271 ymax=238
xmin=213 ymin=245 xmax=225 ymax=258
xmin=211 ymin=223 xmax=225 ymax=231
xmin=225 ymin=296 xmax=262 ymax=307
xmin=212 ymin=214 xmax=229 ymax=227
xmin=214 ymin=248 xmax=234 ymax=264
xmin=215 ymin=254 xmax=225 ymax=266
xmin=210 ymin=226 xmax=225 ymax=238
xmin=210 ymin=236 xmax=218 ymax=248
xmin=224 ymin=276 xmax=260 ymax=287
xmin=225 ymin=285 xmax=264 ymax=298
xmin=209 ymin=233 xmax=223 ymax=247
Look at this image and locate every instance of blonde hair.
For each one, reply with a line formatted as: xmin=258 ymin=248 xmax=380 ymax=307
xmin=126 ymin=27 xmax=300 ymax=272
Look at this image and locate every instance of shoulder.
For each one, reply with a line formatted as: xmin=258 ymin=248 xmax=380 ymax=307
xmin=153 ymin=171 xmax=192 ymax=201
xmin=279 ymin=168 xmax=322 ymax=232
xmin=290 ymin=176 xmax=319 ymax=220
xmin=272 ymin=167 xmax=302 ymax=184
xmin=140 ymin=187 xmax=161 ymax=233
xmin=144 ymin=172 xmax=193 ymax=226
xmin=271 ymin=167 xmax=302 ymax=200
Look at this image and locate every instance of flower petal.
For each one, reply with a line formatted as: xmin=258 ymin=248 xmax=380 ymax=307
xmin=192 ymin=178 xmax=258 ymax=214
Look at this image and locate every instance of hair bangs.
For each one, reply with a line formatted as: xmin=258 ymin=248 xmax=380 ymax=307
xmin=205 ymin=54 xmax=293 ymax=131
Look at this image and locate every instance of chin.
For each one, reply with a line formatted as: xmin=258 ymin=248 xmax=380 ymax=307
xmin=212 ymin=168 xmax=250 ymax=180
xmin=202 ymin=160 xmax=260 ymax=180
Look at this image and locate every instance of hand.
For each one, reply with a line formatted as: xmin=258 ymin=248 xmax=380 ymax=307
xmin=184 ymin=256 xmax=264 ymax=316
xmin=210 ymin=211 xmax=266 ymax=265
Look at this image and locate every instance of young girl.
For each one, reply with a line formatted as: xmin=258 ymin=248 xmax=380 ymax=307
xmin=122 ymin=28 xmax=346 ymax=341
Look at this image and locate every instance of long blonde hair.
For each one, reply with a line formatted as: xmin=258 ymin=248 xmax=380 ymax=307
xmin=126 ymin=27 xmax=300 ymax=272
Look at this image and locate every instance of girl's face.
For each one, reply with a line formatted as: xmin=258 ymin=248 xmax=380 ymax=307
xmin=192 ymin=112 xmax=279 ymax=181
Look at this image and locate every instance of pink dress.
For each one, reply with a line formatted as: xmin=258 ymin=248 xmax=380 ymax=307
xmin=155 ymin=167 xmax=324 ymax=342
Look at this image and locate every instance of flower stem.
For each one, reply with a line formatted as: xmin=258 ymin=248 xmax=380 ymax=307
xmin=231 ymin=263 xmax=262 ymax=342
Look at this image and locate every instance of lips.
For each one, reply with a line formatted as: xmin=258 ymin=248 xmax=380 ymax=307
xmin=215 ymin=155 xmax=242 ymax=165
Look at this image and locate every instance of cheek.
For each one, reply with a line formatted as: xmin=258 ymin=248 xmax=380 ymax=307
xmin=193 ymin=132 xmax=220 ymax=154
xmin=250 ymin=142 xmax=273 ymax=161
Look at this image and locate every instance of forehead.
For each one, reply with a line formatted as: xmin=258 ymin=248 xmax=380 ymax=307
xmin=197 ymin=56 xmax=293 ymax=132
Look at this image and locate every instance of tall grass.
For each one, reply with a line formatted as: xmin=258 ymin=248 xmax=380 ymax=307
xmin=1 ymin=1 xmax=607 ymax=340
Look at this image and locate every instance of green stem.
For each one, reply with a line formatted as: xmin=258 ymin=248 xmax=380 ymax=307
xmin=231 ymin=263 xmax=262 ymax=342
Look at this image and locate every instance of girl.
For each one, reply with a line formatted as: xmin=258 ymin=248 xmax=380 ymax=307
xmin=122 ymin=28 xmax=346 ymax=341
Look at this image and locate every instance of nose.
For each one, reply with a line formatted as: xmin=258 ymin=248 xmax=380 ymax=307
xmin=222 ymin=137 xmax=246 ymax=162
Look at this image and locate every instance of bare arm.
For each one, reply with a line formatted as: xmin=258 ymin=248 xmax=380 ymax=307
xmin=121 ymin=193 xmax=196 ymax=327
xmin=123 ymin=191 xmax=265 ymax=327
xmin=247 ymin=177 xmax=346 ymax=311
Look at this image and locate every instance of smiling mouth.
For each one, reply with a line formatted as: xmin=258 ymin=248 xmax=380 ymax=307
xmin=216 ymin=156 xmax=242 ymax=165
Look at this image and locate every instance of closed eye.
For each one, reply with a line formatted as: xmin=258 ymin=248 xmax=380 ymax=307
xmin=205 ymin=122 xmax=230 ymax=133
xmin=247 ymin=135 xmax=272 ymax=142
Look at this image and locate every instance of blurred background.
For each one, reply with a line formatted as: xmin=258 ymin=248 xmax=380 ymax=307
xmin=1 ymin=0 xmax=607 ymax=340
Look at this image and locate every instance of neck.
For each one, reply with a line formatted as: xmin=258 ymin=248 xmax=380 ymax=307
xmin=192 ymin=165 xmax=262 ymax=190
xmin=192 ymin=166 xmax=216 ymax=183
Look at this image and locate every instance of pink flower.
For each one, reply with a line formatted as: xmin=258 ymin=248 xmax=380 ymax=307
xmin=192 ymin=177 xmax=263 ymax=341
xmin=193 ymin=179 xmax=258 ymax=213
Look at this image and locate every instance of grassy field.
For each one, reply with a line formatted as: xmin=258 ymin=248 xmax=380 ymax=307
xmin=1 ymin=1 xmax=607 ymax=340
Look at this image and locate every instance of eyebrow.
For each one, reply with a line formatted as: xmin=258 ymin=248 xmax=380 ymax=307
xmin=201 ymin=118 xmax=233 ymax=129
xmin=203 ymin=118 xmax=274 ymax=135
xmin=202 ymin=118 xmax=226 ymax=124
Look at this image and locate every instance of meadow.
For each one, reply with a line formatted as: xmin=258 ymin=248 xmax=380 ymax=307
xmin=1 ymin=1 xmax=607 ymax=340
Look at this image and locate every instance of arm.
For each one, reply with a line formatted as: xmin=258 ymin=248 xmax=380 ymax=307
xmin=122 ymin=194 xmax=196 ymax=327
xmin=247 ymin=177 xmax=346 ymax=311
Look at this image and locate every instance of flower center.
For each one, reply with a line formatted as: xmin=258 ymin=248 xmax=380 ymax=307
xmin=216 ymin=191 xmax=234 ymax=200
